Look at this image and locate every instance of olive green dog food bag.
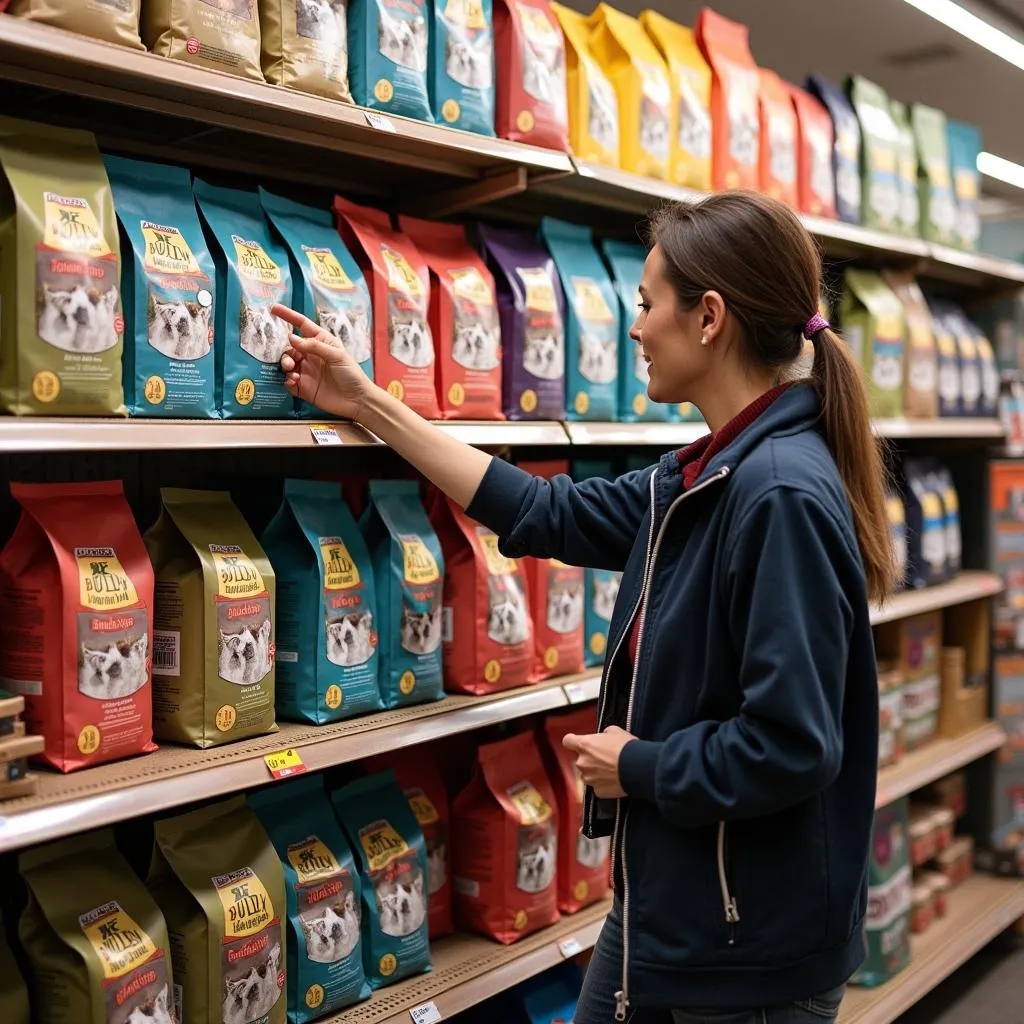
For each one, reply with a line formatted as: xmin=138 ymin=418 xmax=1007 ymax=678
xmin=9 ymin=0 xmax=144 ymax=49
xmin=260 ymin=0 xmax=352 ymax=101
xmin=0 ymin=116 xmax=126 ymax=415
xmin=20 ymin=829 xmax=175 ymax=1024
xmin=0 ymin=917 xmax=30 ymax=1024
xmin=144 ymin=488 xmax=277 ymax=748
xmin=149 ymin=796 xmax=286 ymax=1024
xmin=841 ymin=269 xmax=905 ymax=419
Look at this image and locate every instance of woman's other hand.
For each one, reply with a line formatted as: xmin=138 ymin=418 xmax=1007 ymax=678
xmin=563 ymin=726 xmax=636 ymax=799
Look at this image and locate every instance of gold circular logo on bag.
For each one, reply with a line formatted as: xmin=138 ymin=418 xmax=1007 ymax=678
xmin=379 ymin=953 xmax=398 ymax=976
xmin=305 ymin=985 xmax=325 ymax=1009
xmin=632 ymin=394 xmax=647 ymax=416
xmin=590 ymin=632 xmax=606 ymax=656
xmin=234 ymin=378 xmax=255 ymax=406
xmin=77 ymin=725 xmax=101 ymax=755
xmin=144 ymin=375 xmax=167 ymax=405
xmin=399 ymin=671 xmax=416 ymax=695
xmin=544 ymin=647 xmax=559 ymax=670
xmin=448 ymin=382 xmax=465 ymax=406
xmin=387 ymin=379 xmax=405 ymax=400
xmin=215 ymin=705 xmax=237 ymax=732
xmin=516 ymin=110 xmax=535 ymax=133
xmin=519 ymin=389 xmax=537 ymax=413
xmin=484 ymin=660 xmax=502 ymax=683
xmin=513 ymin=909 xmax=528 ymax=930
xmin=31 ymin=370 xmax=60 ymax=404
xmin=574 ymin=880 xmax=589 ymax=902
xmin=325 ymin=685 xmax=343 ymax=710
xmin=574 ymin=391 xmax=589 ymax=415
xmin=375 ymin=79 xmax=394 ymax=103
xmin=442 ymin=99 xmax=461 ymax=123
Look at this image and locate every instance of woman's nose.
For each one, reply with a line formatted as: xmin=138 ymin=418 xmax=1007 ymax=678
xmin=628 ymin=318 xmax=642 ymax=343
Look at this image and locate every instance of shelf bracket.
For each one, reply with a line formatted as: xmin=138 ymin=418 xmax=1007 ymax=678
xmin=414 ymin=166 xmax=528 ymax=218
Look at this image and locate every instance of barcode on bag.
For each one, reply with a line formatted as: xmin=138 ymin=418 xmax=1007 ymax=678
xmin=442 ymin=607 xmax=453 ymax=644
xmin=153 ymin=630 xmax=180 ymax=677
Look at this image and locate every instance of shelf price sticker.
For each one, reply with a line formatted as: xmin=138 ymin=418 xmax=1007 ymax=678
xmin=264 ymin=748 xmax=307 ymax=780
xmin=409 ymin=1001 xmax=441 ymax=1024
xmin=558 ymin=936 xmax=582 ymax=959
xmin=310 ymin=425 xmax=343 ymax=446
xmin=563 ymin=681 xmax=592 ymax=705
xmin=365 ymin=111 xmax=398 ymax=133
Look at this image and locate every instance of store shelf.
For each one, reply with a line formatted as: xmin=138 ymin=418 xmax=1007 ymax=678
xmin=870 ymin=572 xmax=1004 ymax=627
xmin=873 ymin=417 xmax=1005 ymax=439
xmin=840 ymin=876 xmax=1024 ymax=1023
xmin=432 ymin=421 xmax=570 ymax=447
xmin=800 ymin=214 xmax=930 ymax=260
xmin=0 ymin=670 xmax=600 ymax=854
xmin=564 ymin=421 xmax=708 ymax=446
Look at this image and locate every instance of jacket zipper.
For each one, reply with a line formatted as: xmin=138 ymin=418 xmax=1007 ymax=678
xmin=613 ymin=466 xmax=730 ymax=1022
xmin=716 ymin=821 xmax=740 ymax=944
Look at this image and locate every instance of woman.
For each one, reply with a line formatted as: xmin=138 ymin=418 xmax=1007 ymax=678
xmin=274 ymin=191 xmax=893 ymax=1023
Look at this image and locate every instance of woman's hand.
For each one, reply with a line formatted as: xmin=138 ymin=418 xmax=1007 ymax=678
xmin=563 ymin=726 xmax=636 ymax=799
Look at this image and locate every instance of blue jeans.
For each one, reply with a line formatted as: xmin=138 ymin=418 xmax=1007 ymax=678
xmin=575 ymin=899 xmax=846 ymax=1024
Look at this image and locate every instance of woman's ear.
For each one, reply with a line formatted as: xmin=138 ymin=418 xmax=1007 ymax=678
xmin=701 ymin=291 xmax=727 ymax=343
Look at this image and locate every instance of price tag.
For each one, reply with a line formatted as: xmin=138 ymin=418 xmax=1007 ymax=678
xmin=365 ymin=111 xmax=397 ymax=133
xmin=558 ymin=936 xmax=582 ymax=959
xmin=310 ymin=425 xmax=342 ymax=446
xmin=264 ymin=748 xmax=307 ymax=780
xmin=409 ymin=1001 xmax=441 ymax=1024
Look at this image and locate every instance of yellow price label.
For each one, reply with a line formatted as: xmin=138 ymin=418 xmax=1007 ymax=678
xmin=264 ymin=748 xmax=307 ymax=780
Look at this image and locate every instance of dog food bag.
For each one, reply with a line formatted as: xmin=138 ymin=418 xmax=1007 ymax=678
xmin=927 ymin=301 xmax=961 ymax=418
xmin=948 ymin=119 xmax=981 ymax=252
xmin=452 ymin=730 xmax=560 ymax=943
xmin=586 ymin=561 xmax=619 ymax=666
xmin=261 ymin=0 xmax=352 ymax=101
xmin=429 ymin=0 xmax=495 ymax=134
xmin=640 ymin=10 xmax=712 ymax=190
xmin=789 ymin=85 xmax=836 ymax=219
xmin=840 ymin=269 xmax=904 ymax=419
xmin=0 ymin=925 xmax=29 ymax=1024
xmin=348 ymin=0 xmax=432 ymax=120
xmin=249 ymin=775 xmax=371 ymax=1021
xmin=885 ymin=489 xmax=908 ymax=590
xmin=542 ymin=708 xmax=610 ymax=913
xmin=261 ymin=190 xmax=373 ymax=418
xmin=540 ymin=218 xmax=619 ymax=421
xmin=0 ymin=117 xmax=126 ymax=415
xmin=478 ymin=223 xmax=566 ymax=421
xmin=847 ymin=76 xmax=901 ymax=234
xmin=971 ymin=320 xmax=1000 ymax=419
xmin=144 ymin=488 xmax=278 ymax=748
xmin=806 ymin=75 xmax=861 ymax=225
xmin=149 ymin=796 xmax=286 ymax=1024
xmin=20 ymin=829 xmax=175 ymax=1024
xmin=890 ymin=100 xmax=921 ymax=238
xmin=9 ymin=0 xmax=144 ymax=47
xmin=262 ymin=480 xmax=382 ymax=726
xmin=882 ymin=270 xmax=937 ymax=419
xmin=912 ymin=104 xmax=956 ymax=247
xmin=757 ymin=68 xmax=798 ymax=207
xmin=398 ymin=217 xmax=502 ymax=420
xmin=939 ymin=304 xmax=982 ymax=417
xmin=928 ymin=464 xmax=961 ymax=579
xmin=105 ymin=154 xmax=216 ymax=419
xmin=143 ymin=0 xmax=263 ymax=79
xmin=902 ymin=460 xmax=947 ymax=588
xmin=550 ymin=2 xmax=619 ymax=167
xmin=426 ymin=488 xmax=532 ymax=694
xmin=334 ymin=197 xmax=440 ymax=419
xmin=0 ymin=481 xmax=155 ymax=773
xmin=695 ymin=8 xmax=760 ymax=192
xmin=359 ymin=480 xmax=444 ymax=708
xmin=331 ymin=771 xmax=432 ymax=988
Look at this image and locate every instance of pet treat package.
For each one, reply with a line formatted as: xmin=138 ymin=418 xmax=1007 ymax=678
xmin=890 ymin=100 xmax=921 ymax=238
xmin=587 ymin=4 xmax=671 ymax=180
xmin=398 ymin=217 xmax=502 ymax=420
xmin=144 ymin=488 xmax=278 ymax=748
xmin=335 ymin=197 xmax=440 ymax=419
xmin=426 ymin=488 xmax=532 ymax=695
xmin=847 ymin=76 xmax=901 ymax=234
xmin=586 ymin=567 xmax=620 ymax=666
xmin=806 ymin=76 xmax=862 ymax=225
xmin=912 ymin=104 xmax=956 ymax=247
xmin=902 ymin=460 xmax=947 ymax=588
xmin=249 ymin=775 xmax=371 ymax=1022
xmin=0 ymin=117 xmax=126 ymax=415
xmin=359 ymin=480 xmax=444 ymax=708
xmin=20 ymin=830 xmax=175 ymax=1024
xmin=106 ymin=154 xmax=216 ymax=418
xmin=493 ymin=0 xmax=569 ymax=150
xmin=789 ymin=85 xmax=836 ymax=219
xmin=331 ymin=771 xmax=432 ymax=989
xmin=550 ymin=3 xmax=619 ymax=167
xmin=149 ymin=797 xmax=286 ymax=1024
xmin=640 ymin=10 xmax=713 ymax=190
xmin=452 ymin=730 xmax=560 ymax=944
xmin=841 ymin=269 xmax=905 ymax=419
xmin=142 ymin=0 xmax=264 ymax=80
xmin=262 ymin=480 xmax=382 ymax=726
xmin=882 ymin=270 xmax=938 ymax=419
xmin=885 ymin=489 xmax=908 ymax=589
xmin=929 ymin=304 xmax=962 ymax=418
xmin=261 ymin=0 xmax=352 ymax=102
xmin=478 ymin=223 xmax=566 ymax=421
xmin=695 ymin=8 xmax=760 ymax=192
xmin=261 ymin=190 xmax=373 ymax=418
xmin=929 ymin=464 xmax=961 ymax=579
xmin=541 ymin=218 xmax=619 ymax=421
xmin=542 ymin=708 xmax=611 ymax=913
xmin=757 ymin=69 xmax=798 ymax=207
xmin=348 ymin=0 xmax=432 ymax=120
xmin=0 ymin=926 xmax=29 ymax=1024
xmin=429 ymin=0 xmax=495 ymax=134
xmin=9 ymin=0 xmax=144 ymax=48
xmin=194 ymin=180 xmax=293 ymax=418
xmin=948 ymin=119 xmax=981 ymax=251
xmin=0 ymin=481 xmax=155 ymax=773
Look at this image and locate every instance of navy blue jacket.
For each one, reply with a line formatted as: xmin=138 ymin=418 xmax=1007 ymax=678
xmin=467 ymin=385 xmax=878 ymax=1012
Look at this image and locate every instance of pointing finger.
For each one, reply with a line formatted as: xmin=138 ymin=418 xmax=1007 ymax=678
xmin=272 ymin=304 xmax=323 ymax=339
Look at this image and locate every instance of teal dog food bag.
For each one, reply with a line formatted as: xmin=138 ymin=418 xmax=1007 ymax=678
xmin=249 ymin=775 xmax=371 ymax=1022
xmin=430 ymin=0 xmax=496 ymax=135
xmin=105 ymin=154 xmax=216 ymax=417
xmin=360 ymin=480 xmax=445 ymax=708
xmin=912 ymin=104 xmax=956 ymax=247
xmin=260 ymin=189 xmax=374 ymax=419
xmin=331 ymin=771 xmax=432 ymax=989
xmin=194 ymin=179 xmax=293 ymax=418
xmin=262 ymin=480 xmax=383 ymax=725
xmin=947 ymin=119 xmax=981 ymax=252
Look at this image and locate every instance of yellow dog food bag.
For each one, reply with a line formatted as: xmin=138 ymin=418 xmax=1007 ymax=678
xmin=587 ymin=3 xmax=671 ymax=179
xmin=640 ymin=10 xmax=711 ymax=190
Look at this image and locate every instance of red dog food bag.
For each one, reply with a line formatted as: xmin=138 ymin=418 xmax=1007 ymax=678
xmin=453 ymin=730 xmax=560 ymax=943
xmin=494 ymin=0 xmax=570 ymax=151
xmin=426 ymin=488 xmax=532 ymax=694
xmin=789 ymin=84 xmax=837 ymax=219
xmin=334 ymin=197 xmax=441 ymax=419
xmin=542 ymin=707 xmax=611 ymax=913
xmin=758 ymin=69 xmax=798 ymax=207
xmin=399 ymin=218 xmax=503 ymax=421
xmin=695 ymin=8 xmax=760 ymax=191
xmin=0 ymin=481 xmax=155 ymax=772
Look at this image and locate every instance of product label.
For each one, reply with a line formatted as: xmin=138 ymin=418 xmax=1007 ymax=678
xmin=214 ymin=866 xmax=275 ymax=938
xmin=319 ymin=537 xmax=361 ymax=590
xmin=383 ymin=246 xmax=424 ymax=298
xmin=43 ymin=193 xmax=111 ymax=257
xmin=359 ymin=819 xmax=410 ymax=872
xmin=401 ymin=536 xmax=441 ymax=584
xmin=479 ymin=531 xmax=518 ymax=576
xmin=450 ymin=267 xmax=493 ymax=306
xmin=79 ymin=901 xmax=159 ymax=979
xmin=232 ymin=236 xmax=283 ymax=285
xmin=303 ymin=246 xmax=355 ymax=292
xmin=141 ymin=222 xmax=203 ymax=276
xmin=75 ymin=547 xmax=139 ymax=610
xmin=406 ymin=788 xmax=440 ymax=826
xmin=444 ymin=0 xmax=485 ymax=28
xmin=288 ymin=836 xmax=342 ymax=884
xmin=209 ymin=544 xmax=266 ymax=599
xmin=517 ymin=266 xmax=558 ymax=313
xmin=507 ymin=781 xmax=553 ymax=825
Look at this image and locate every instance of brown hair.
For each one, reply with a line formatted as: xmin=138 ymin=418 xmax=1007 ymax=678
xmin=647 ymin=190 xmax=896 ymax=604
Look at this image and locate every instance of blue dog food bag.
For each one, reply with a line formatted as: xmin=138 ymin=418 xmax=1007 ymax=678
xmin=105 ymin=154 xmax=216 ymax=417
xmin=541 ymin=218 xmax=619 ymax=422
xmin=349 ymin=0 xmax=434 ymax=122
xmin=430 ymin=0 xmax=496 ymax=135
xmin=331 ymin=771 xmax=432 ymax=989
xmin=262 ymin=480 xmax=383 ymax=725
xmin=261 ymin=190 xmax=374 ymax=419
xmin=360 ymin=480 xmax=445 ymax=708
xmin=193 ymin=179 xmax=293 ymax=418
xmin=807 ymin=75 xmax=862 ymax=225
xmin=249 ymin=775 xmax=371 ymax=1023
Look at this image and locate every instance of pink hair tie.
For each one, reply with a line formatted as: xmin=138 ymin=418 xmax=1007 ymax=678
xmin=805 ymin=312 xmax=829 ymax=337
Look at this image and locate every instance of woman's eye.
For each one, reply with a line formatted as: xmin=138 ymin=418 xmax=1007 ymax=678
xmin=637 ymin=302 xmax=650 ymax=312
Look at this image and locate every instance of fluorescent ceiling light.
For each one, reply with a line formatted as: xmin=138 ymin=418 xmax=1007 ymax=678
xmin=978 ymin=151 xmax=1024 ymax=189
xmin=901 ymin=0 xmax=1024 ymax=69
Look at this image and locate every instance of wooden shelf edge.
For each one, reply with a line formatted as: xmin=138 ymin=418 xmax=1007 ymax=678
xmin=870 ymin=572 xmax=1004 ymax=627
